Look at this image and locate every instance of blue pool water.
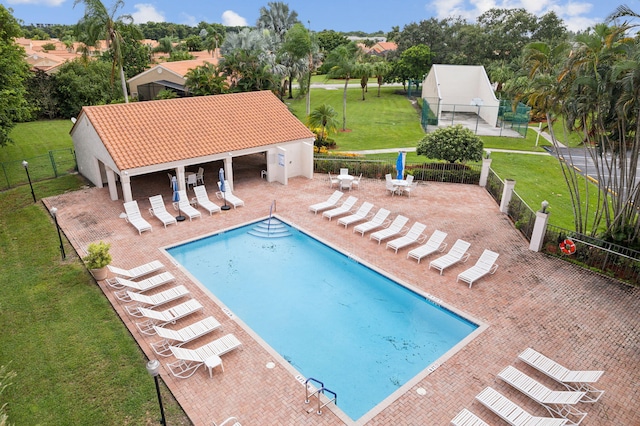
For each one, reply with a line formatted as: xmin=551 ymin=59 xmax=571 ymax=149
xmin=167 ymin=219 xmax=478 ymax=421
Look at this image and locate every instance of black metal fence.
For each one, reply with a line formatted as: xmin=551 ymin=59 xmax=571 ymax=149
xmin=542 ymin=225 xmax=640 ymax=284
xmin=313 ymin=157 xmax=481 ymax=185
xmin=0 ymin=148 xmax=76 ymax=190
xmin=507 ymin=191 xmax=536 ymax=240
xmin=485 ymin=168 xmax=504 ymax=204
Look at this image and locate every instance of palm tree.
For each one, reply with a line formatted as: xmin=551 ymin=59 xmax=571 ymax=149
xmin=257 ymin=2 xmax=299 ymax=44
xmin=73 ymin=0 xmax=133 ymax=103
xmin=371 ymin=59 xmax=391 ymax=97
xmin=185 ymin=63 xmax=228 ymax=96
xmin=325 ymin=43 xmax=360 ymax=130
xmin=353 ymin=62 xmax=373 ymax=101
xmin=307 ymin=104 xmax=339 ymax=143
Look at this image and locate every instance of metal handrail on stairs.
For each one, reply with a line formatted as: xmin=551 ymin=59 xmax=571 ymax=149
xmin=304 ymin=377 xmax=337 ymax=415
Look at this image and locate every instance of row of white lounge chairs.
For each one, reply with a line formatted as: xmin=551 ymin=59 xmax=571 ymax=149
xmin=451 ymin=348 xmax=605 ymax=426
xmin=309 ymin=191 xmax=500 ymax=287
xmin=122 ymin=183 xmax=244 ymax=235
xmin=104 ymin=260 xmax=243 ymax=382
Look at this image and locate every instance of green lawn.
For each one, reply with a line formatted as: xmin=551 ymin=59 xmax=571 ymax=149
xmin=287 ymin=86 xmax=425 ymax=150
xmin=0 ymin=176 xmax=189 ymax=424
xmin=1 ymin=119 xmax=74 ymax=162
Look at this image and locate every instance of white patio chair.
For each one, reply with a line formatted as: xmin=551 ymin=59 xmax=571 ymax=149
xmin=148 ymin=195 xmax=177 ymax=228
xmin=175 ymin=190 xmax=201 ymax=221
xmin=475 ymin=387 xmax=568 ymax=426
xmin=186 ymin=173 xmax=198 ymax=190
xmin=328 ymin=172 xmax=339 ymax=188
xmin=193 ymin=185 xmax=221 ymax=215
xmin=370 ymin=215 xmax=409 ymax=244
xmin=518 ymin=348 xmax=605 ymax=402
xmin=123 ymin=201 xmax=153 ymax=235
xmin=351 ymin=173 xmax=362 ymax=190
xmin=407 ymin=230 xmax=448 ymax=263
xmin=428 ymin=239 xmax=471 ymax=275
xmin=196 ymin=167 xmax=205 ymax=185
xmin=456 ymin=249 xmax=499 ymax=288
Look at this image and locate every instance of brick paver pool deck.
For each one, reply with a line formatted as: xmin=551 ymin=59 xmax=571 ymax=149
xmin=44 ymin=171 xmax=639 ymax=426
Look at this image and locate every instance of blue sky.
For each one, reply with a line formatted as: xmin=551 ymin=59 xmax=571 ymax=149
xmin=1 ymin=0 xmax=635 ymax=33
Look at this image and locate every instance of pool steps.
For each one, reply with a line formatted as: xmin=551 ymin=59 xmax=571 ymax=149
xmin=247 ymin=218 xmax=292 ymax=238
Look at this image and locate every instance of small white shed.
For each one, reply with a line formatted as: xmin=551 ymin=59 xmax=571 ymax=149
xmin=421 ymin=64 xmax=499 ymax=128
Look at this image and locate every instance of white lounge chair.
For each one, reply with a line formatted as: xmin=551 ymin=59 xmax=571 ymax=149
xmin=353 ymin=208 xmax=391 ymax=236
xmin=322 ymin=196 xmax=358 ymax=221
xmin=216 ymin=181 xmax=245 ymax=208
xmin=370 ymin=215 xmax=409 ymax=244
xmin=151 ymin=316 xmax=222 ymax=357
xmin=475 ymin=387 xmax=568 ymax=426
xmin=167 ymin=333 xmax=243 ymax=378
xmin=175 ymin=190 xmax=201 ymax=221
xmin=107 ymin=271 xmax=176 ymax=299
xmin=337 ymin=202 xmax=373 ymax=228
xmin=456 ymin=249 xmax=499 ymax=288
xmin=407 ymin=230 xmax=448 ymax=263
xmin=135 ymin=299 xmax=204 ymax=335
xmin=193 ymin=185 xmax=221 ymax=215
xmin=386 ymin=222 xmax=427 ymax=253
xmin=518 ymin=348 xmax=605 ymax=403
xmin=309 ymin=190 xmax=343 ymax=214
xmin=149 ymin=195 xmax=178 ymax=228
xmin=498 ymin=365 xmax=587 ymax=425
xmin=213 ymin=417 xmax=242 ymax=426
xmin=107 ymin=260 xmax=164 ymax=280
xmin=428 ymin=239 xmax=471 ymax=275
xmin=450 ymin=408 xmax=489 ymax=426
xmin=124 ymin=285 xmax=190 ymax=317
xmin=123 ymin=201 xmax=153 ymax=235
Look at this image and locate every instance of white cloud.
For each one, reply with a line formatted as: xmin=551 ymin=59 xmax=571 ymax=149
xmin=6 ymin=0 xmax=64 ymax=5
xmin=221 ymin=10 xmax=247 ymax=26
xmin=564 ymin=1 xmax=593 ymax=16
xmin=179 ymin=13 xmax=197 ymax=27
xmin=131 ymin=4 xmax=165 ymax=23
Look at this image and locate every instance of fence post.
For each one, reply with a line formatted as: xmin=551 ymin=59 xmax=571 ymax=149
xmin=479 ymin=152 xmax=492 ymax=187
xmin=499 ymin=179 xmax=516 ymax=213
xmin=529 ymin=201 xmax=550 ymax=252
xmin=49 ymin=150 xmax=58 ymax=178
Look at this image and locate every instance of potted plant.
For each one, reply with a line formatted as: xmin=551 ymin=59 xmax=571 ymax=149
xmin=83 ymin=241 xmax=112 ymax=280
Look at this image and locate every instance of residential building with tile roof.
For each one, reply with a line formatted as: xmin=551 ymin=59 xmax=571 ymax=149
xmin=71 ymin=91 xmax=315 ymax=203
xmin=128 ymin=56 xmax=220 ymax=100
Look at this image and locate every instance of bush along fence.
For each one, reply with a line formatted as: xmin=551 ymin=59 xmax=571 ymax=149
xmin=0 ymin=148 xmax=77 ymax=191
xmin=313 ymin=156 xmax=481 ymax=185
xmin=492 ymin=166 xmax=640 ymax=285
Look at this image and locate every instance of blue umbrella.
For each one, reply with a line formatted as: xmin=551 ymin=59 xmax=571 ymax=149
xmin=219 ymin=168 xmax=230 ymax=210
xmin=396 ymin=151 xmax=405 ymax=180
xmin=172 ymin=176 xmax=185 ymax=221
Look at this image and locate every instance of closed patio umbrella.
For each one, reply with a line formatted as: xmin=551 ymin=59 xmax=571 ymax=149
xmin=219 ymin=168 xmax=230 ymax=211
xmin=396 ymin=151 xmax=406 ymax=180
xmin=172 ymin=176 xmax=186 ymax=221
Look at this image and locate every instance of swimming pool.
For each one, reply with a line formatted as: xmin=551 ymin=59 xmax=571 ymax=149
xmin=167 ymin=218 xmax=479 ymax=422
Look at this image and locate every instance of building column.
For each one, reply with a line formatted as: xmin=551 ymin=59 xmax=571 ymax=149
xmin=529 ymin=201 xmax=550 ymax=252
xmin=479 ymin=155 xmax=492 ymax=187
xmin=176 ymin=165 xmax=185 ymax=191
xmin=499 ymin=179 xmax=516 ymax=213
xmin=121 ymin=171 xmax=133 ymax=203
xmin=224 ymin=156 xmax=234 ymax=191
xmin=106 ymin=167 xmax=118 ymax=201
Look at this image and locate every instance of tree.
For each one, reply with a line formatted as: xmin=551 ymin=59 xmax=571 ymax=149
xmin=317 ymin=30 xmax=349 ymax=54
xmin=325 ymin=42 xmax=361 ymax=130
xmin=371 ymin=59 xmax=391 ymax=97
xmin=73 ymin=0 xmax=135 ymax=103
xmin=306 ymin=104 xmax=339 ymax=144
xmin=353 ymin=62 xmax=373 ymax=100
xmin=184 ymin=63 xmax=229 ymax=96
xmin=281 ymin=23 xmax=312 ymax=99
xmin=0 ymin=5 xmax=31 ymax=147
xmin=53 ymin=59 xmax=120 ymax=118
xmin=257 ymin=1 xmax=299 ymax=44
xmin=26 ymin=70 xmax=58 ymax=119
xmin=398 ymin=44 xmax=432 ymax=81
xmin=416 ymin=125 xmax=483 ymax=163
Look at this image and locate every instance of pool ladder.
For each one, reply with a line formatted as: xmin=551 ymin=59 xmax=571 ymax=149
xmin=304 ymin=377 xmax=337 ymax=415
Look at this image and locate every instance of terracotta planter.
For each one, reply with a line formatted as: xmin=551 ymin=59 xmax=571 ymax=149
xmin=90 ymin=267 xmax=108 ymax=281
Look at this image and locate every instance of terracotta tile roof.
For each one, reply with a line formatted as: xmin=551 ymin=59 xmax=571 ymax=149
xmin=158 ymin=58 xmax=219 ymax=76
xmin=77 ymin=91 xmax=314 ymax=171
